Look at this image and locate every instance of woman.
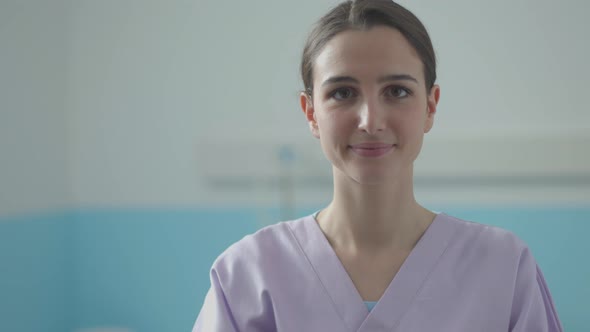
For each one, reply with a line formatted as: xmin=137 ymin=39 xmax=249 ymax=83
xmin=193 ymin=0 xmax=563 ymax=331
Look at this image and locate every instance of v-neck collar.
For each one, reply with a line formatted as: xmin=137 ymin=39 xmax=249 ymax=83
xmin=289 ymin=212 xmax=458 ymax=331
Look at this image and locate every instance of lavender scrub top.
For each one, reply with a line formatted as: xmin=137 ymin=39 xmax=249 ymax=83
xmin=194 ymin=212 xmax=563 ymax=331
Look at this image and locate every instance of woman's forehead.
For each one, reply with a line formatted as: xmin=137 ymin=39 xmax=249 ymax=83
xmin=313 ymin=26 xmax=423 ymax=85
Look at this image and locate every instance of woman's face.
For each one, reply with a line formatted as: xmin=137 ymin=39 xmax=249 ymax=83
xmin=300 ymin=26 xmax=440 ymax=185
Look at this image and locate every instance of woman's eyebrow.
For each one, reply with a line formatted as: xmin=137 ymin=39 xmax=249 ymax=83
xmin=321 ymin=74 xmax=418 ymax=87
xmin=321 ymin=76 xmax=358 ymax=87
xmin=378 ymin=74 xmax=418 ymax=84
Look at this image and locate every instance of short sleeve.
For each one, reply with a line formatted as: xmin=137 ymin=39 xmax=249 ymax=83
xmin=509 ymin=247 xmax=563 ymax=332
xmin=192 ymin=269 xmax=239 ymax=332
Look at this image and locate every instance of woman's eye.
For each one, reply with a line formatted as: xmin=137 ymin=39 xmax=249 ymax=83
xmin=387 ymin=86 xmax=411 ymax=98
xmin=330 ymin=87 xmax=355 ymax=101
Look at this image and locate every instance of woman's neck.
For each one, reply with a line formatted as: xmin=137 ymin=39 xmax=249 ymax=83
xmin=316 ymin=168 xmax=435 ymax=253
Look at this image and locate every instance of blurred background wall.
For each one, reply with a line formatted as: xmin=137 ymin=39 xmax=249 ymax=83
xmin=1 ymin=0 xmax=589 ymax=331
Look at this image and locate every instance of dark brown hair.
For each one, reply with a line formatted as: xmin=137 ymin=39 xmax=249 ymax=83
xmin=301 ymin=0 xmax=436 ymax=98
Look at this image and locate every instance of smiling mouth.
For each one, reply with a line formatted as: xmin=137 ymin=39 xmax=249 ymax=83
xmin=349 ymin=144 xmax=396 ymax=157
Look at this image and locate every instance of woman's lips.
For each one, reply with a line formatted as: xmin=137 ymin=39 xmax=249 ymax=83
xmin=349 ymin=143 xmax=396 ymax=157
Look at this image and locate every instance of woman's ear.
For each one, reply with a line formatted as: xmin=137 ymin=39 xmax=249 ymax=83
xmin=300 ymin=92 xmax=320 ymax=139
xmin=424 ymin=84 xmax=440 ymax=133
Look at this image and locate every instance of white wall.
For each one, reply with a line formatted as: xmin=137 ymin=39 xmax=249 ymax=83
xmin=65 ymin=0 xmax=341 ymax=208
xmin=399 ymin=0 xmax=590 ymax=134
xmin=0 ymin=0 xmax=71 ymax=216
xmin=3 ymin=0 xmax=589 ymax=214
xmin=67 ymin=0 xmax=589 ymax=208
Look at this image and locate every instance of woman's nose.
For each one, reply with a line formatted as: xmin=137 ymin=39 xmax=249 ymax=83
xmin=357 ymin=100 xmax=386 ymax=135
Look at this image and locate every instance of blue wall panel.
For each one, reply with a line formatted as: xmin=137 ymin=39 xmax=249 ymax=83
xmin=1 ymin=207 xmax=588 ymax=331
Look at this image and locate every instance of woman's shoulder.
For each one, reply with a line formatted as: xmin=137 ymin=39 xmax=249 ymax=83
xmin=209 ymin=215 xmax=311 ymax=273
xmin=438 ymin=212 xmax=531 ymax=262
xmin=434 ymin=214 xmax=563 ymax=330
xmin=434 ymin=213 xmax=542 ymax=293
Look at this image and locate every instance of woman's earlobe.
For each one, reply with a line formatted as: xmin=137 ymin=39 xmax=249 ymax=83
xmin=310 ymin=121 xmax=320 ymax=139
xmin=424 ymin=120 xmax=434 ymax=133
xmin=300 ymin=92 xmax=319 ymax=138
xmin=423 ymin=105 xmax=435 ymax=133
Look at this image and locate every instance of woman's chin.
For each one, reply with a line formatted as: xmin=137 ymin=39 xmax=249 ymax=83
xmin=349 ymin=172 xmax=398 ymax=186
